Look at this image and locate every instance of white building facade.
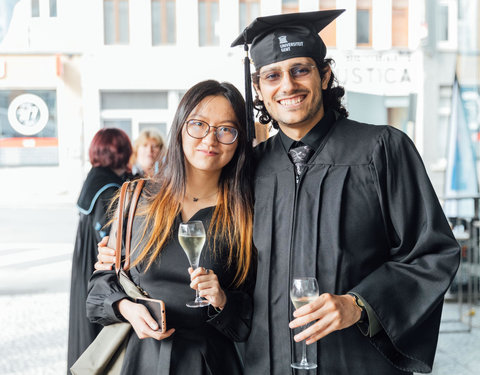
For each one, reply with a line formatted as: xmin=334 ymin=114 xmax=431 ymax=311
xmin=0 ymin=0 xmax=465 ymax=197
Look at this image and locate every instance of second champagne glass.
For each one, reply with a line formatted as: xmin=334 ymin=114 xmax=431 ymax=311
xmin=178 ymin=220 xmax=209 ymax=308
xmin=290 ymin=277 xmax=320 ymax=370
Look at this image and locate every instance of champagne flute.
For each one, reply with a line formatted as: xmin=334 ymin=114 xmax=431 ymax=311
xmin=290 ymin=277 xmax=319 ymax=370
xmin=178 ymin=220 xmax=209 ymax=308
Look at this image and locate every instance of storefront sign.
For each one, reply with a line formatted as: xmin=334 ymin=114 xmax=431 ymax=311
xmin=1 ymin=90 xmax=58 ymax=166
xmin=7 ymin=93 xmax=50 ymax=136
xmin=332 ymin=51 xmax=420 ymax=96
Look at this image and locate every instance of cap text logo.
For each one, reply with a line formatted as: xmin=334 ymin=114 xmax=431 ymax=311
xmin=278 ymin=35 xmax=304 ymax=52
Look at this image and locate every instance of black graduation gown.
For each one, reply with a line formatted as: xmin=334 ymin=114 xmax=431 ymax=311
xmin=246 ymin=116 xmax=460 ymax=375
xmin=67 ymin=167 xmax=123 ymax=372
xmin=86 ymin=204 xmax=253 ymax=375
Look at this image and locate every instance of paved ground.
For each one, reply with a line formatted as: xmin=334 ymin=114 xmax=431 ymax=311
xmin=0 ymin=292 xmax=69 ymax=375
xmin=433 ymin=300 xmax=480 ymax=375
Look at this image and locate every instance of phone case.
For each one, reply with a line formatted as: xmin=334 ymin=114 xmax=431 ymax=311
xmin=136 ymin=297 xmax=167 ymax=333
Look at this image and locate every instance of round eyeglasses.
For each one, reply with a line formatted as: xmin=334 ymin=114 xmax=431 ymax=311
xmin=255 ymin=63 xmax=317 ymax=86
xmin=185 ymin=119 xmax=238 ymax=145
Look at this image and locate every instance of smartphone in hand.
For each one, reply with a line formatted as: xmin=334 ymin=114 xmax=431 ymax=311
xmin=136 ymin=297 xmax=166 ymax=333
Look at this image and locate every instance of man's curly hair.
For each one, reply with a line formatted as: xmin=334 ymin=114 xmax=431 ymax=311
xmin=252 ymin=58 xmax=348 ymax=129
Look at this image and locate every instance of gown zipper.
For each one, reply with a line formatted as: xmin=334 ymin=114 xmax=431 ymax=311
xmin=287 ymin=168 xmax=304 ymax=373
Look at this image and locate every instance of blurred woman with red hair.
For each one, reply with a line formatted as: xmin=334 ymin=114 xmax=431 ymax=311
xmin=67 ymin=128 xmax=132 ymax=372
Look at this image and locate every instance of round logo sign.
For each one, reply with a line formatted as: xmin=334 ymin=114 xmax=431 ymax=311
xmin=7 ymin=94 xmax=49 ymax=136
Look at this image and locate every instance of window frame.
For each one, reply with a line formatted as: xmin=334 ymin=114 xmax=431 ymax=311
xmin=437 ymin=0 xmax=458 ymax=50
xmin=391 ymin=0 xmax=409 ymax=48
xmin=103 ymin=0 xmax=130 ymax=46
xmin=356 ymin=0 xmax=373 ymax=47
xmin=239 ymin=0 xmax=260 ymax=33
xmin=318 ymin=0 xmax=337 ymax=47
xmin=198 ymin=0 xmax=220 ymax=46
xmin=282 ymin=0 xmax=299 ymax=14
xmin=151 ymin=0 xmax=176 ymax=45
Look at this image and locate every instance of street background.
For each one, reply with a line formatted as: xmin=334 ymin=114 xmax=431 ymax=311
xmin=0 ymin=169 xmax=479 ymax=374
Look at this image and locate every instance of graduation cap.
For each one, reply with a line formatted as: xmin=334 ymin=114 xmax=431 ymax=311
xmin=231 ymin=10 xmax=345 ymax=141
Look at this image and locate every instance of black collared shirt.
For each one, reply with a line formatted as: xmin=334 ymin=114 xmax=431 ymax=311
xmin=279 ymin=109 xmax=335 ymax=152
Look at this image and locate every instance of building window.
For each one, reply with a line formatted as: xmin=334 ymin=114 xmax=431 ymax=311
xmin=103 ymin=119 xmax=133 ymax=139
xmin=392 ymin=0 xmax=408 ymax=47
xmin=101 ymin=91 xmax=168 ymax=110
xmin=31 ymin=0 xmax=40 ymax=17
xmin=49 ymin=0 xmax=57 ymax=17
xmin=356 ymin=0 xmax=372 ymax=47
xmin=151 ymin=0 xmax=176 ymax=45
xmin=104 ymin=0 xmax=130 ymax=45
xmin=437 ymin=0 xmax=458 ymax=49
xmin=101 ymin=91 xmax=171 ymax=140
xmin=239 ymin=0 xmax=260 ymax=33
xmin=438 ymin=3 xmax=449 ymax=41
xmin=198 ymin=0 xmax=219 ymax=46
xmin=282 ymin=0 xmax=298 ymax=14
xmin=319 ymin=0 xmax=337 ymax=47
xmin=31 ymin=0 xmax=57 ymax=18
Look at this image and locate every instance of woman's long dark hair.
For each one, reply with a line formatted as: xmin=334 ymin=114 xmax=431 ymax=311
xmin=132 ymin=80 xmax=254 ymax=286
xmin=253 ymin=58 xmax=349 ymax=129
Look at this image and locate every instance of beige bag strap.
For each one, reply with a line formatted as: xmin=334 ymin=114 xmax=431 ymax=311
xmin=114 ymin=179 xmax=146 ymax=273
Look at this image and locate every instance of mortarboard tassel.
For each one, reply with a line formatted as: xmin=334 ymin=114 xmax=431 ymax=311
xmin=243 ymin=30 xmax=255 ymax=143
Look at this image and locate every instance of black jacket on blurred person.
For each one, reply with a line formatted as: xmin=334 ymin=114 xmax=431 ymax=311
xmin=67 ymin=167 xmax=124 ymax=370
xmin=67 ymin=129 xmax=132 ymax=372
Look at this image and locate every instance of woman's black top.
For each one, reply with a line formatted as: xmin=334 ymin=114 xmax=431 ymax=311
xmin=86 ymin=202 xmax=254 ymax=375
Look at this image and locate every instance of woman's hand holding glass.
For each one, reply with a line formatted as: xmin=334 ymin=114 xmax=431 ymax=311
xmin=189 ymin=267 xmax=227 ymax=310
xmin=116 ymin=299 xmax=175 ymax=341
xmin=95 ymin=245 xmax=227 ymax=308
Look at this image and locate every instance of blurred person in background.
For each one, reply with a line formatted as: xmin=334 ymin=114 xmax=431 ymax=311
xmin=67 ymin=128 xmax=132 ymax=372
xmin=130 ymin=129 xmax=165 ymax=178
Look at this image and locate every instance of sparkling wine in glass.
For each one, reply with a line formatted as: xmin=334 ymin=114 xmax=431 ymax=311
xmin=290 ymin=277 xmax=319 ymax=370
xmin=178 ymin=220 xmax=209 ymax=308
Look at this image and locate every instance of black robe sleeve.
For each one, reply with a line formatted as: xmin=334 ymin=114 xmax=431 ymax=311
xmin=207 ymin=257 xmax=256 ymax=342
xmin=86 ymin=218 xmax=129 ymax=326
xmin=86 ymin=269 xmax=129 ymax=325
xmin=351 ymin=127 xmax=460 ymax=373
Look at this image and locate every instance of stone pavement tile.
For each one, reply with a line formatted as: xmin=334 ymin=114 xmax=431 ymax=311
xmin=427 ymin=301 xmax=480 ymax=375
xmin=0 ymin=293 xmax=68 ymax=375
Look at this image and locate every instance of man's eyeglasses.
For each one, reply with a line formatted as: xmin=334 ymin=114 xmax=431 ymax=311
xmin=185 ymin=119 xmax=238 ymax=145
xmin=255 ymin=64 xmax=317 ymax=86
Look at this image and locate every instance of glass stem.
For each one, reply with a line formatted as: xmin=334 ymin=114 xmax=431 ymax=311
xmin=192 ymin=265 xmax=201 ymax=301
xmin=300 ymin=325 xmax=308 ymax=364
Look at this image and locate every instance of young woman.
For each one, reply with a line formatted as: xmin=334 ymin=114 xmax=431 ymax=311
xmin=86 ymin=80 xmax=255 ymax=374
xmin=68 ymin=128 xmax=132 ymax=372
xmin=130 ymin=129 xmax=165 ymax=178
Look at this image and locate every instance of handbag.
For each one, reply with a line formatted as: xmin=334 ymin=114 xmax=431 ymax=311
xmin=71 ymin=179 xmax=146 ymax=375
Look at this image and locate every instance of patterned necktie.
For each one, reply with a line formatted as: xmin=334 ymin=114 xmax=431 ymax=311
xmin=288 ymin=143 xmax=314 ymax=182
